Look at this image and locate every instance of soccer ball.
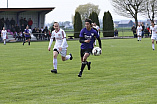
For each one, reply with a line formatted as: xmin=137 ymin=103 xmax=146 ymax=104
xmin=92 ymin=47 xmax=102 ymax=56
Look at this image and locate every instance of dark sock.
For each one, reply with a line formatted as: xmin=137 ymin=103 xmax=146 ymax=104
xmin=80 ymin=61 xmax=87 ymax=73
xmin=28 ymin=42 xmax=30 ymax=45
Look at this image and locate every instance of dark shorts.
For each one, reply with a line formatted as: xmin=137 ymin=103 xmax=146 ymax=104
xmin=53 ymin=48 xmax=59 ymax=54
xmin=26 ymin=37 xmax=31 ymax=40
xmin=80 ymin=48 xmax=92 ymax=57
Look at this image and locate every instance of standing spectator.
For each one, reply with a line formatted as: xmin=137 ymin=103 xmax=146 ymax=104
xmin=114 ymin=29 xmax=118 ymax=37
xmin=43 ymin=26 xmax=49 ymax=40
xmin=51 ymin=24 xmax=55 ymax=32
xmin=15 ymin=24 xmax=20 ymax=40
xmin=21 ymin=24 xmax=25 ymax=41
xmin=131 ymin=25 xmax=137 ymax=38
xmin=10 ymin=18 xmax=15 ymax=27
xmin=20 ymin=17 xmax=24 ymax=27
xmin=1 ymin=27 xmax=8 ymax=45
xmin=40 ymin=27 xmax=44 ymax=40
xmin=5 ymin=18 xmax=10 ymax=30
xmin=28 ymin=18 xmax=33 ymax=29
xmin=11 ymin=25 xmax=16 ymax=38
xmin=1 ymin=18 xmax=5 ymax=29
xmin=36 ymin=28 xmax=41 ymax=40
xmin=141 ymin=23 xmax=145 ymax=38
xmin=0 ymin=30 xmax=1 ymax=41
xmin=23 ymin=18 xmax=28 ymax=28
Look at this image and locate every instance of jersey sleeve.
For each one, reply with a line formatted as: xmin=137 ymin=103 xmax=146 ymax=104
xmin=51 ymin=31 xmax=54 ymax=39
xmin=62 ymin=30 xmax=66 ymax=39
xmin=79 ymin=29 xmax=84 ymax=38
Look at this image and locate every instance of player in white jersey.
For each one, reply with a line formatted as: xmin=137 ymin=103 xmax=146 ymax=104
xmin=48 ymin=22 xmax=73 ymax=73
xmin=136 ymin=24 xmax=142 ymax=41
xmin=149 ymin=21 xmax=157 ymax=50
xmin=93 ymin=22 xmax=100 ymax=45
xmin=1 ymin=27 xmax=8 ymax=45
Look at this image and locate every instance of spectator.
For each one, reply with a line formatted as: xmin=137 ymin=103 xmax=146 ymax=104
xmin=43 ymin=26 xmax=49 ymax=40
xmin=141 ymin=23 xmax=145 ymax=38
xmin=24 ymin=18 xmax=28 ymax=28
xmin=5 ymin=18 xmax=10 ymax=30
xmin=28 ymin=18 xmax=33 ymax=29
xmin=20 ymin=17 xmax=24 ymax=27
xmin=114 ymin=29 xmax=118 ymax=37
xmin=131 ymin=25 xmax=137 ymax=38
xmin=40 ymin=27 xmax=44 ymax=40
xmin=36 ymin=28 xmax=41 ymax=40
xmin=21 ymin=24 xmax=25 ymax=41
xmin=10 ymin=18 xmax=15 ymax=27
xmin=15 ymin=24 xmax=20 ymax=40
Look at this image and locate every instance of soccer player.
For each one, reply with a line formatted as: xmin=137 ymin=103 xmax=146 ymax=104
xmin=149 ymin=21 xmax=157 ymax=50
xmin=48 ymin=22 xmax=73 ymax=73
xmin=136 ymin=24 xmax=142 ymax=41
xmin=23 ymin=26 xmax=31 ymax=45
xmin=78 ymin=19 xmax=102 ymax=77
xmin=1 ymin=27 xmax=8 ymax=45
xmin=93 ymin=22 xmax=100 ymax=45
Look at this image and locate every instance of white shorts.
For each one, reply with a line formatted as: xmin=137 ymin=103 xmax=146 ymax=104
xmin=3 ymin=36 xmax=6 ymax=40
xmin=137 ymin=32 xmax=142 ymax=36
xmin=151 ymin=35 xmax=157 ymax=40
xmin=53 ymin=48 xmax=67 ymax=57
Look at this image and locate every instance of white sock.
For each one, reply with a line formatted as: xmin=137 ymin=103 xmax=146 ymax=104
xmin=53 ymin=58 xmax=57 ymax=69
xmin=4 ymin=40 xmax=6 ymax=44
xmin=95 ymin=40 xmax=96 ymax=45
xmin=65 ymin=55 xmax=70 ymax=60
xmin=152 ymin=44 xmax=155 ymax=49
xmin=140 ymin=37 xmax=141 ymax=40
xmin=138 ymin=37 xmax=139 ymax=40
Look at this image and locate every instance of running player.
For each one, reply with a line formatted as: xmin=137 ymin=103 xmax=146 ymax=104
xmin=78 ymin=19 xmax=102 ymax=77
xmin=1 ymin=27 xmax=8 ymax=45
xmin=136 ymin=24 xmax=142 ymax=41
xmin=23 ymin=26 xmax=31 ymax=45
xmin=48 ymin=22 xmax=73 ymax=73
xmin=149 ymin=21 xmax=157 ymax=50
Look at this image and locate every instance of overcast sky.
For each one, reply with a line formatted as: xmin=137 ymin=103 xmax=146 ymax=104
xmin=1 ymin=0 xmax=145 ymax=24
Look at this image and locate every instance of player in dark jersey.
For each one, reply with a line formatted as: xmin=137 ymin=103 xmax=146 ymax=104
xmin=23 ymin=26 xmax=31 ymax=45
xmin=78 ymin=19 xmax=102 ymax=77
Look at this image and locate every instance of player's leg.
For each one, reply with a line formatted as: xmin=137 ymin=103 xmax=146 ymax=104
xmin=61 ymin=49 xmax=73 ymax=61
xmin=3 ymin=39 xmax=6 ymax=45
xmin=152 ymin=39 xmax=155 ymax=50
xmin=28 ymin=38 xmax=30 ymax=45
xmin=51 ymin=49 xmax=59 ymax=73
xmin=137 ymin=35 xmax=139 ymax=41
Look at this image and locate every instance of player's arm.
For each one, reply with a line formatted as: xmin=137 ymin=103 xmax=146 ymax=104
xmin=60 ymin=30 xmax=67 ymax=49
xmin=48 ymin=33 xmax=54 ymax=51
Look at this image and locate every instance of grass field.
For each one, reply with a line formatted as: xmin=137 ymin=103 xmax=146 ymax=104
xmin=1 ymin=38 xmax=157 ymax=104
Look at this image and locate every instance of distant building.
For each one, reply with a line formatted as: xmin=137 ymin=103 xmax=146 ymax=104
xmin=113 ymin=21 xmax=119 ymax=28
xmin=118 ymin=20 xmax=135 ymax=27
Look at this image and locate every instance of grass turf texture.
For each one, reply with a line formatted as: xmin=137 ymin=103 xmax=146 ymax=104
xmin=0 ymin=38 xmax=157 ymax=104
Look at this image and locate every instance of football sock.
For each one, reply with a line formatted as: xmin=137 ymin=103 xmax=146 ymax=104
xmin=152 ymin=44 xmax=155 ymax=49
xmin=138 ymin=37 xmax=139 ymax=40
xmin=28 ymin=42 xmax=30 ymax=45
xmin=140 ymin=37 xmax=141 ymax=40
xmin=80 ymin=61 xmax=87 ymax=72
xmin=65 ymin=55 xmax=70 ymax=60
xmin=53 ymin=58 xmax=57 ymax=69
xmin=4 ymin=40 xmax=6 ymax=44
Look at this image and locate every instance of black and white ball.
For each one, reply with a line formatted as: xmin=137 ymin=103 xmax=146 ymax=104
xmin=92 ymin=47 xmax=102 ymax=56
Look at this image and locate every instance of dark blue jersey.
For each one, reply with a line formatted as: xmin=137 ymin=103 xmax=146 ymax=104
xmin=79 ymin=28 xmax=100 ymax=49
xmin=24 ymin=29 xmax=30 ymax=37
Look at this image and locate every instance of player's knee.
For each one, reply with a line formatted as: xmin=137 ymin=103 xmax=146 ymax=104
xmin=62 ymin=57 xmax=66 ymax=61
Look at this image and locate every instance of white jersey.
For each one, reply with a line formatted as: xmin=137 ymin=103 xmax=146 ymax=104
xmin=1 ymin=30 xmax=7 ymax=39
xmin=93 ymin=25 xmax=100 ymax=35
xmin=137 ymin=26 xmax=142 ymax=33
xmin=150 ymin=25 xmax=157 ymax=36
xmin=50 ymin=28 xmax=68 ymax=49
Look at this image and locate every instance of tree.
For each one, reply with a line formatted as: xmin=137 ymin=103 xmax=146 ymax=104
xmin=111 ymin=0 xmax=145 ymax=27
xmin=143 ymin=0 xmax=157 ymax=21
xmin=74 ymin=12 xmax=82 ymax=38
xmin=75 ymin=3 xmax=100 ymax=26
xmin=103 ymin=11 xmax=114 ymax=37
xmin=89 ymin=12 xmax=100 ymax=26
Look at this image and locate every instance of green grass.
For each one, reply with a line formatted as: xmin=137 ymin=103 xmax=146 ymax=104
xmin=0 ymin=38 xmax=157 ymax=104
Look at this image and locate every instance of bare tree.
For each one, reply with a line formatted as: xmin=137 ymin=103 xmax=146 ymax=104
xmin=143 ymin=0 xmax=157 ymax=21
xmin=111 ymin=0 xmax=145 ymax=27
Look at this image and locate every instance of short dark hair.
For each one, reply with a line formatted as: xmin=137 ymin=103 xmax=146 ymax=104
xmin=151 ymin=20 xmax=154 ymax=23
xmin=85 ymin=19 xmax=92 ymax=25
